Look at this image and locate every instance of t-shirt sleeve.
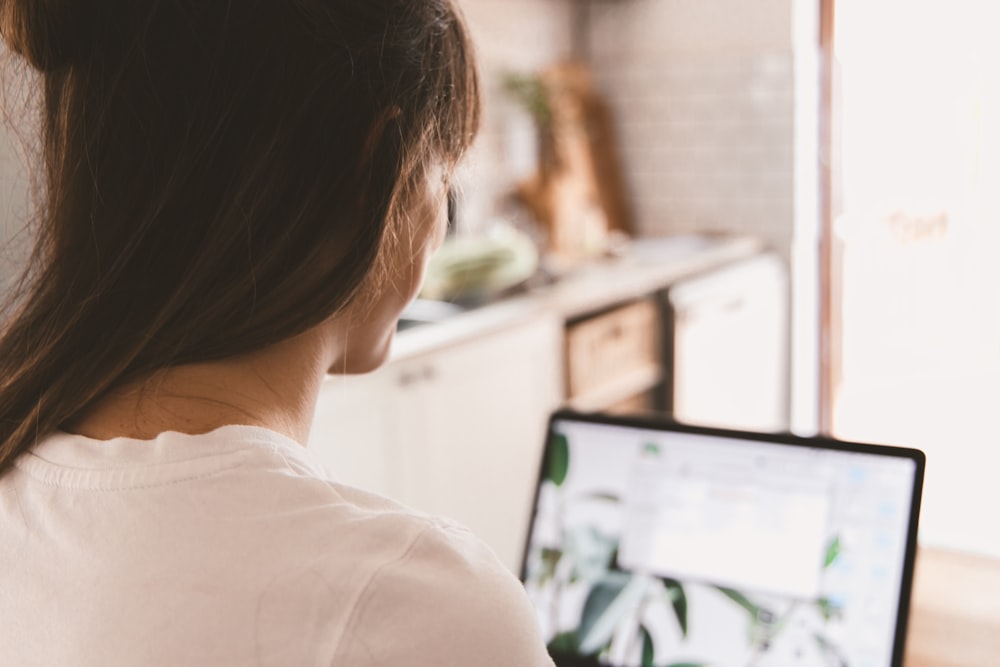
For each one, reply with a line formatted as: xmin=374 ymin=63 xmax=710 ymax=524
xmin=332 ymin=519 xmax=556 ymax=667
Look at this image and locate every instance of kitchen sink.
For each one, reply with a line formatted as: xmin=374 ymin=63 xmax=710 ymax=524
xmin=396 ymin=298 xmax=466 ymax=331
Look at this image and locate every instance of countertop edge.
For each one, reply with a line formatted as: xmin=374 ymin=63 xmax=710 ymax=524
xmin=380 ymin=235 xmax=766 ymax=365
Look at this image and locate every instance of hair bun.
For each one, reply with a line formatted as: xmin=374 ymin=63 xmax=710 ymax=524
xmin=0 ymin=0 xmax=97 ymax=71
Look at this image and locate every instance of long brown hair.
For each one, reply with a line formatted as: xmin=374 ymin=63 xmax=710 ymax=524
xmin=0 ymin=0 xmax=480 ymax=475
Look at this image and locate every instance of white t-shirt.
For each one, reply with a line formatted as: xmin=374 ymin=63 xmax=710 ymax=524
xmin=0 ymin=425 xmax=555 ymax=666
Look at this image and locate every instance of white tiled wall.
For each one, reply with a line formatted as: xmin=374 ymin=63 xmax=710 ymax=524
xmin=587 ymin=0 xmax=793 ymax=55
xmin=586 ymin=0 xmax=801 ymax=257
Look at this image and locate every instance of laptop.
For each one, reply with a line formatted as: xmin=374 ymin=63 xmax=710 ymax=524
xmin=519 ymin=411 xmax=925 ymax=667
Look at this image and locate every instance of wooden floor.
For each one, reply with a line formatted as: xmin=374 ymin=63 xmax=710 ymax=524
xmin=905 ymin=547 xmax=1000 ymax=667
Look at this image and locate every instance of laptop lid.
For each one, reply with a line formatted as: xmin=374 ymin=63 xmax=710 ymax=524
xmin=519 ymin=410 xmax=924 ymax=667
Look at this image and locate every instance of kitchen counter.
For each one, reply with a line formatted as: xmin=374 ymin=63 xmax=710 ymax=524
xmin=390 ymin=233 xmax=765 ymax=362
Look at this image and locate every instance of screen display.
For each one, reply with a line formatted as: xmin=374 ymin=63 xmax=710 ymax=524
xmin=521 ymin=417 xmax=921 ymax=667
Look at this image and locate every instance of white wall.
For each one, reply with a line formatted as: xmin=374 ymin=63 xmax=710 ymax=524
xmin=586 ymin=0 xmax=799 ymax=256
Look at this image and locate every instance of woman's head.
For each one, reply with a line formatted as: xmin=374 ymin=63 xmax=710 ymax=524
xmin=0 ymin=0 xmax=480 ymax=468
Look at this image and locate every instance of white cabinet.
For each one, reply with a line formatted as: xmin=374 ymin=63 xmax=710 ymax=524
xmin=667 ymin=253 xmax=789 ymax=432
xmin=309 ymin=313 xmax=564 ymax=571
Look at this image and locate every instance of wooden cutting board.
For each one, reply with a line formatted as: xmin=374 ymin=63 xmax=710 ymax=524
xmin=516 ymin=61 xmax=633 ymax=265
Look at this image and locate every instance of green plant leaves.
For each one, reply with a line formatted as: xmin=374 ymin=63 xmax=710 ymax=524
xmin=640 ymin=628 xmax=712 ymax=667
xmin=538 ymin=547 xmax=562 ymax=585
xmin=715 ymin=586 xmax=761 ymax=618
xmin=815 ymin=596 xmax=843 ymax=623
xmin=546 ymin=433 xmax=570 ymax=487
xmin=578 ymin=572 xmax=651 ymax=655
xmin=547 ymin=630 xmax=579 ymax=654
xmin=663 ymin=578 xmax=689 ymax=637
xmin=501 ymin=72 xmax=552 ymax=126
xmin=640 ymin=625 xmax=655 ymax=667
xmin=577 ymin=572 xmax=630 ymax=653
xmin=565 ymin=526 xmax=618 ymax=582
xmin=824 ymin=535 xmax=842 ymax=569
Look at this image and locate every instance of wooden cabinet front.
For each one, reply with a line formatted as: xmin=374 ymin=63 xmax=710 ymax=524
xmin=564 ymin=297 xmax=662 ymax=413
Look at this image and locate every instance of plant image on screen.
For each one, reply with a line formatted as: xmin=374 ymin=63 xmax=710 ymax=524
xmin=523 ymin=431 xmax=851 ymax=667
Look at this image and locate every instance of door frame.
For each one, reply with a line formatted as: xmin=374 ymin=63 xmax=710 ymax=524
xmin=818 ymin=0 xmax=839 ymax=435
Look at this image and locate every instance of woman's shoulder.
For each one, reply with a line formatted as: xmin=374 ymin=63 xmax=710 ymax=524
xmin=231 ymin=429 xmax=555 ymax=665
xmin=325 ymin=515 xmax=555 ymax=666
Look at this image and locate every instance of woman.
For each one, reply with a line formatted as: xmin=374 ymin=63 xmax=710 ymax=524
xmin=0 ymin=1 xmax=554 ymax=665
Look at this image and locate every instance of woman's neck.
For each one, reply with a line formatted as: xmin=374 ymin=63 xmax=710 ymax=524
xmin=65 ymin=327 xmax=334 ymax=445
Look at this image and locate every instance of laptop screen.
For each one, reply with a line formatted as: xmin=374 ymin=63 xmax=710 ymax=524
xmin=520 ymin=412 xmax=924 ymax=667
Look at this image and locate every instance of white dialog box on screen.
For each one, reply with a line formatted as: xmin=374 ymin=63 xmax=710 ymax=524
xmin=618 ymin=439 xmax=832 ymax=599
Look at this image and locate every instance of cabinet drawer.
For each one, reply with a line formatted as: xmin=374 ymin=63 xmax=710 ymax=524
xmin=565 ymin=298 xmax=660 ymax=399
